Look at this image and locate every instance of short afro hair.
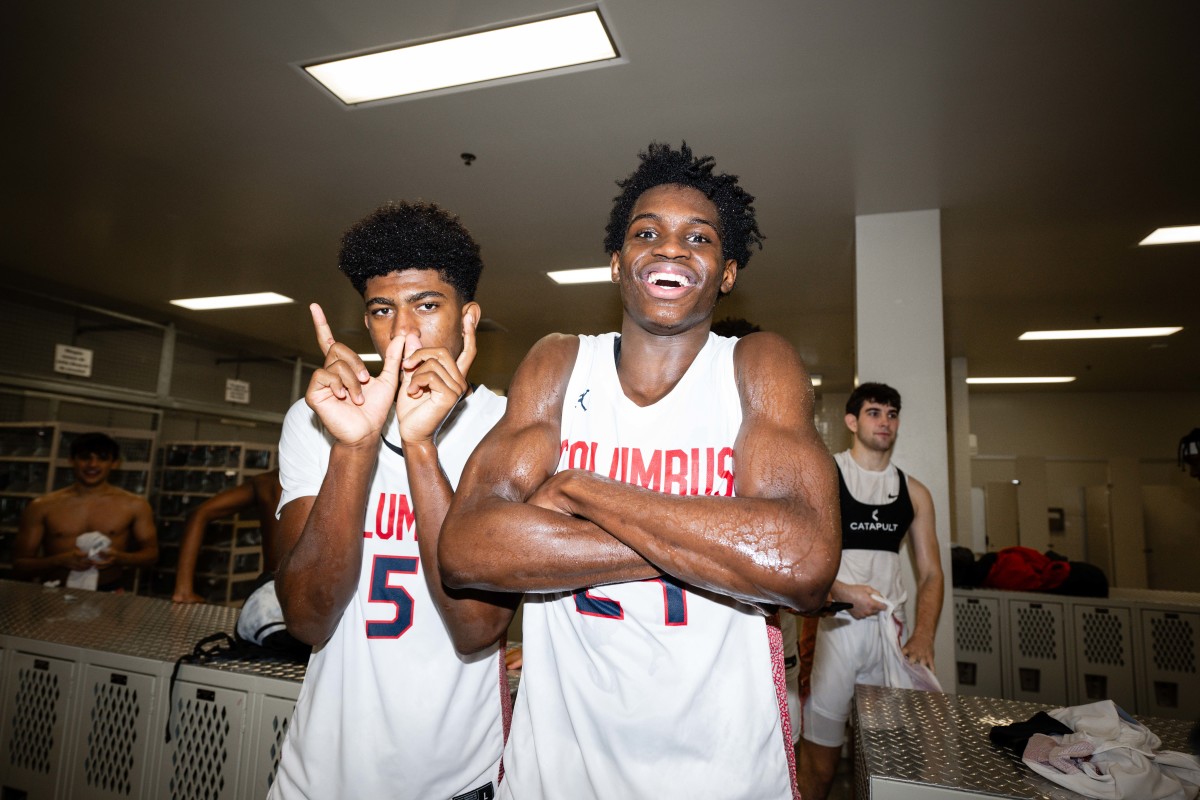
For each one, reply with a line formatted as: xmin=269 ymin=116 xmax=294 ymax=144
xmin=69 ymin=432 xmax=120 ymax=461
xmin=604 ymin=142 xmax=764 ymax=270
xmin=339 ymin=201 xmax=483 ymax=302
xmin=846 ymin=382 xmax=902 ymax=417
xmin=710 ymin=317 xmax=762 ymax=338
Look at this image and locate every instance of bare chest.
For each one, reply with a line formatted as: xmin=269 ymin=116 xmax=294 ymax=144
xmin=42 ymin=496 xmax=136 ymax=546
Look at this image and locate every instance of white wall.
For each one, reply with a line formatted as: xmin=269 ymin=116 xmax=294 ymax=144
xmin=969 ymin=392 xmax=1200 ymax=461
xmin=967 ymin=390 xmax=1200 ymax=590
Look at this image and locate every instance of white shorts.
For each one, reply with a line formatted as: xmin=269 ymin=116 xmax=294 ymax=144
xmin=801 ymin=614 xmax=902 ymax=747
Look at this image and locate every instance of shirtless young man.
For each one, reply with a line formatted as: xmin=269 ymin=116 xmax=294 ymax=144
xmin=14 ymin=432 xmax=158 ymax=591
xmin=441 ymin=142 xmax=841 ymax=800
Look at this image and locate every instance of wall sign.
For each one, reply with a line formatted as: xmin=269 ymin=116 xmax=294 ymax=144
xmin=225 ymin=378 xmax=251 ymax=404
xmin=54 ymin=344 xmax=94 ymax=377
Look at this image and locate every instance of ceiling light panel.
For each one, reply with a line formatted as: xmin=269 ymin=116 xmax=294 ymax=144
xmin=966 ymin=377 xmax=1076 ymax=385
xmin=547 ymin=267 xmax=612 ymax=285
xmin=170 ymin=292 xmax=293 ymax=310
xmin=1138 ymin=225 xmax=1200 ymax=246
xmin=305 ymin=10 xmax=618 ymax=105
xmin=1019 ymin=327 xmax=1181 ymax=341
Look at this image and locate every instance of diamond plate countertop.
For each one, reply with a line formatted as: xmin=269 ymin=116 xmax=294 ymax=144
xmin=0 ymin=579 xmax=308 ymax=682
xmin=853 ymin=685 xmax=1194 ymax=799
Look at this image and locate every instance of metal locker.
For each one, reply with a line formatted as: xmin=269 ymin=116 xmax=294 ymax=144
xmin=65 ymin=663 xmax=160 ymax=800
xmin=245 ymin=694 xmax=297 ymax=799
xmin=161 ymin=678 xmax=248 ymax=800
xmin=1069 ymin=604 xmax=1137 ymax=712
xmin=1005 ymin=599 xmax=1069 ymax=706
xmin=0 ymin=650 xmax=78 ymax=800
xmin=1137 ymin=608 xmax=1199 ymax=720
xmin=953 ymin=594 xmax=1004 ymax=698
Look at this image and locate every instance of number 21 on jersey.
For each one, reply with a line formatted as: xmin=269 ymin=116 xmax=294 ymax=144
xmin=574 ymin=578 xmax=688 ymax=626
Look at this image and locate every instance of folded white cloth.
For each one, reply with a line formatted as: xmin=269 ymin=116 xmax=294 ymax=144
xmin=1020 ymin=700 xmax=1200 ymax=800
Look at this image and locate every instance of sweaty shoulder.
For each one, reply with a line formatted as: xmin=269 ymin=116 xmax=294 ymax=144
xmin=504 ymin=333 xmax=581 ymax=419
xmin=732 ymin=332 xmax=812 ymax=407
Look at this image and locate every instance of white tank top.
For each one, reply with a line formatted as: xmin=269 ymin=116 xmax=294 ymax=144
xmin=833 ymin=449 xmax=909 ymax=609
xmin=500 ymin=332 xmax=796 ymax=800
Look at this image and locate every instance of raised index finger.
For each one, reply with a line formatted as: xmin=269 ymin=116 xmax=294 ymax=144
xmin=456 ymin=310 xmax=478 ymax=377
xmin=310 ymin=303 xmax=336 ymax=357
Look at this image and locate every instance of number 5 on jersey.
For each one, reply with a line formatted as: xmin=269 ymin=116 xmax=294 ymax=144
xmin=366 ymin=555 xmax=418 ymax=638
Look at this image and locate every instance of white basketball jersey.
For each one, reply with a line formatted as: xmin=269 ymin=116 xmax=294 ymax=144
xmin=500 ymin=333 xmax=797 ymax=800
xmin=271 ymin=388 xmax=509 ymax=800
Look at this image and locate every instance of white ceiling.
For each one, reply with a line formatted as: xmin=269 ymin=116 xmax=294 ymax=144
xmin=3 ymin=0 xmax=1198 ymax=395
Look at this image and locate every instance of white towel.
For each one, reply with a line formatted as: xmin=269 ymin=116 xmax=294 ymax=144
xmin=65 ymin=531 xmax=111 ymax=591
xmin=875 ymin=594 xmax=943 ymax=692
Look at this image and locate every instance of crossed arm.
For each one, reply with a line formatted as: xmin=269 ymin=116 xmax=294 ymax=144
xmin=441 ymin=332 xmax=841 ymax=613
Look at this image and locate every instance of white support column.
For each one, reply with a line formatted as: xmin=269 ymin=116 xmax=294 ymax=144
xmin=949 ymin=357 xmax=973 ymax=548
xmin=855 ymin=209 xmax=955 ymax=692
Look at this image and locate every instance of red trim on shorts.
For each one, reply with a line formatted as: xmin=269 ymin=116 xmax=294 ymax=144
xmin=767 ymin=614 xmax=801 ymax=800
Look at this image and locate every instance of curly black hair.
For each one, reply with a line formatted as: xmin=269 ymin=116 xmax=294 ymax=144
xmin=339 ymin=201 xmax=483 ymax=302
xmin=604 ymin=142 xmax=764 ymax=269
xmin=710 ymin=317 xmax=762 ymax=338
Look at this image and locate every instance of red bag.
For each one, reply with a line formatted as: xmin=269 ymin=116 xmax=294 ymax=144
xmin=983 ymin=546 xmax=1071 ymax=592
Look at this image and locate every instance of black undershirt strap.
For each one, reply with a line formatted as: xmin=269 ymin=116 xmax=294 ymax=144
xmin=378 ymin=383 xmax=476 ymax=459
xmin=613 ymin=335 xmax=621 ymax=368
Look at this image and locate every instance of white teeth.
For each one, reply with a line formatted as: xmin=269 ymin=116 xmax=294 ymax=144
xmin=647 ymin=271 xmax=693 ymax=288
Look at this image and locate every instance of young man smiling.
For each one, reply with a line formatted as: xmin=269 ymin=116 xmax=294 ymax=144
xmin=269 ymin=202 xmax=515 ymax=800
xmin=441 ymin=143 xmax=840 ymax=800
xmin=15 ymin=433 xmax=157 ymax=591
xmin=798 ymin=382 xmax=943 ymax=800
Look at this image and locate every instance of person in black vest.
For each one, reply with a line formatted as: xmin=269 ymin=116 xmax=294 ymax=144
xmin=798 ymin=382 xmax=944 ymax=800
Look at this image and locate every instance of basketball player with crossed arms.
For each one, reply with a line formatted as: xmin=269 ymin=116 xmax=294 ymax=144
xmin=441 ymin=142 xmax=841 ymax=799
xmin=269 ymin=202 xmax=515 ymax=800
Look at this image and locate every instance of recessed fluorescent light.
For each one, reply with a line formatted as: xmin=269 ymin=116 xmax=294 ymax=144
xmin=358 ymin=353 xmax=381 ymax=362
xmin=810 ymin=374 xmax=823 ymax=387
xmin=170 ymin=292 xmax=293 ymax=310
xmin=1138 ymin=225 xmax=1200 ymax=246
xmin=1019 ymin=327 xmax=1181 ymax=340
xmin=966 ymin=377 xmax=1076 ymax=385
xmin=547 ymin=267 xmax=612 ymax=285
xmin=305 ymin=10 xmax=618 ymax=105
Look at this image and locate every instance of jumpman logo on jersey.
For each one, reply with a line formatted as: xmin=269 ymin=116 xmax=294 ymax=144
xmin=577 ymin=388 xmax=590 ymax=411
